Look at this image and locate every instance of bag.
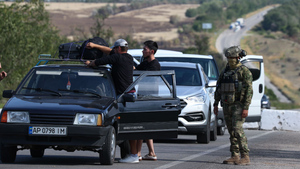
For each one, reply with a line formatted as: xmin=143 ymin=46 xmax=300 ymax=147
xmin=58 ymin=42 xmax=82 ymax=59
xmin=80 ymin=37 xmax=109 ymax=60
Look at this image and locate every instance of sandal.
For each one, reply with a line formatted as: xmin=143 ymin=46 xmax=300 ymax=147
xmin=142 ymin=154 xmax=157 ymax=160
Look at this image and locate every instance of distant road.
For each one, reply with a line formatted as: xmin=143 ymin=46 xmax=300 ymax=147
xmin=215 ymin=6 xmax=291 ymax=103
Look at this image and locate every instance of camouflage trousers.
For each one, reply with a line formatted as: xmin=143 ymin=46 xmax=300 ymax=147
xmin=223 ymin=103 xmax=250 ymax=156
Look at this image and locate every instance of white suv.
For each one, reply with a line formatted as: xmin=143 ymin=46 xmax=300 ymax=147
xmin=160 ymin=62 xmax=217 ymax=144
xmin=153 ymin=53 xmax=226 ymax=135
xmin=155 ymin=53 xmax=265 ymax=123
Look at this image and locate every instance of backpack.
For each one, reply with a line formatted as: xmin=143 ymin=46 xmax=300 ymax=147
xmin=80 ymin=37 xmax=109 ymax=60
xmin=219 ymin=65 xmax=244 ymax=104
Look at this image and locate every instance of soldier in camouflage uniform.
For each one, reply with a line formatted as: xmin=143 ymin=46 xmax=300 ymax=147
xmin=213 ymin=46 xmax=253 ymax=165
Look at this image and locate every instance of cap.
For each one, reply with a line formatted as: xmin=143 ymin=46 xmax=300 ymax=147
xmin=225 ymin=46 xmax=242 ymax=58
xmin=113 ymin=39 xmax=128 ymax=48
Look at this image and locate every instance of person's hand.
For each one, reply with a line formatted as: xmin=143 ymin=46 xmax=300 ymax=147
xmin=0 ymin=71 xmax=7 ymax=80
xmin=0 ymin=63 xmax=7 ymax=80
xmin=86 ymin=42 xmax=94 ymax=49
xmin=213 ymin=105 xmax=218 ymax=116
xmin=85 ymin=60 xmax=96 ymax=67
xmin=85 ymin=60 xmax=90 ymax=66
xmin=242 ymin=109 xmax=248 ymax=118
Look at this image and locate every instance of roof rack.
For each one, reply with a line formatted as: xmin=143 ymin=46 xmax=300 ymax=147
xmin=36 ymin=54 xmax=89 ymax=66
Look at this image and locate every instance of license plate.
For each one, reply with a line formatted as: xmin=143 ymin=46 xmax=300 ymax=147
xmin=29 ymin=126 xmax=67 ymax=136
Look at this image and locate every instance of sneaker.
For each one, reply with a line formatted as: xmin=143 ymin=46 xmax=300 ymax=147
xmin=119 ymin=155 xmax=139 ymax=163
xmin=139 ymin=156 xmax=142 ymax=161
xmin=142 ymin=154 xmax=157 ymax=161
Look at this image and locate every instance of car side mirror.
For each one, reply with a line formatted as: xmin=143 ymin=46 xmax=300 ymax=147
xmin=123 ymin=93 xmax=136 ymax=103
xmin=206 ymin=81 xmax=216 ymax=88
xmin=118 ymin=93 xmax=136 ymax=106
xmin=3 ymin=90 xmax=14 ymax=98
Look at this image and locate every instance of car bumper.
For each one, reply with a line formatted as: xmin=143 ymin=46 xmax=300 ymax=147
xmin=178 ymin=102 xmax=209 ymax=134
xmin=0 ymin=124 xmax=111 ymax=148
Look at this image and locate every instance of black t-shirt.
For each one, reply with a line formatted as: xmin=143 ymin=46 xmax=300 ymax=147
xmin=95 ymin=51 xmax=133 ymax=95
xmin=136 ymin=59 xmax=161 ymax=71
xmin=135 ymin=59 xmax=160 ymax=96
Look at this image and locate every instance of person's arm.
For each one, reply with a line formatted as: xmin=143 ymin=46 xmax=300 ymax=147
xmin=86 ymin=42 xmax=112 ymax=55
xmin=241 ymin=67 xmax=253 ymax=118
xmin=241 ymin=67 xmax=253 ymax=111
xmin=0 ymin=63 xmax=7 ymax=81
xmin=213 ymin=71 xmax=224 ymax=116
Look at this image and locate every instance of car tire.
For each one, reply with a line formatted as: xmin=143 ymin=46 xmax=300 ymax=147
xmin=0 ymin=145 xmax=17 ymax=163
xmin=30 ymin=148 xmax=45 ymax=158
xmin=210 ymin=119 xmax=217 ymax=141
xmin=119 ymin=140 xmax=130 ymax=159
xmin=99 ymin=127 xmax=116 ymax=165
xmin=197 ymin=114 xmax=211 ymax=144
xmin=217 ymin=126 xmax=225 ymax=136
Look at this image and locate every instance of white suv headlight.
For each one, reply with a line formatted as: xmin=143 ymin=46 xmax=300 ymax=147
xmin=74 ymin=113 xmax=102 ymax=126
xmin=6 ymin=111 xmax=30 ymax=123
xmin=186 ymin=94 xmax=206 ymax=103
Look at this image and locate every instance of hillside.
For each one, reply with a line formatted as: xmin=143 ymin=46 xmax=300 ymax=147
xmin=242 ymin=32 xmax=300 ymax=104
xmin=40 ymin=2 xmax=199 ymax=41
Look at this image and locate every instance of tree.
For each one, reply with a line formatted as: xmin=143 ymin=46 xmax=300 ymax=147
xmin=0 ymin=1 xmax=62 ymax=100
xmin=195 ymin=34 xmax=209 ymax=54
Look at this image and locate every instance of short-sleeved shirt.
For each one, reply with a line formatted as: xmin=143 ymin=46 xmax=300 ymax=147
xmin=95 ymin=50 xmax=133 ymax=95
xmin=136 ymin=59 xmax=161 ymax=71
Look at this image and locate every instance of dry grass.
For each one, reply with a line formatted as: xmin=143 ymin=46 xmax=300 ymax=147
xmin=242 ymin=33 xmax=300 ymax=104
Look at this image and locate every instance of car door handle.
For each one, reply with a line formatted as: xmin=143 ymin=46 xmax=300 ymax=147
xmin=162 ymin=103 xmax=178 ymax=108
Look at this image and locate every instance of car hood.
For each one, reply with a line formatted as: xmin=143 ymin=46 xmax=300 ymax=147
xmin=3 ymin=95 xmax=114 ymax=112
xmin=176 ymin=86 xmax=205 ymax=98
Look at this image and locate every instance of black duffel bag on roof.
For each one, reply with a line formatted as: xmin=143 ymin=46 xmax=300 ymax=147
xmin=80 ymin=37 xmax=109 ymax=60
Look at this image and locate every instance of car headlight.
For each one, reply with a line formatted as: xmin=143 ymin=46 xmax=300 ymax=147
xmin=186 ymin=94 xmax=206 ymax=103
xmin=73 ymin=113 xmax=102 ymax=126
xmin=1 ymin=111 xmax=30 ymax=123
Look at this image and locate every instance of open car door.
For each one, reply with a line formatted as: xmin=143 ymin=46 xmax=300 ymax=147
xmin=117 ymin=70 xmax=180 ymax=140
xmin=240 ymin=55 xmax=265 ymax=122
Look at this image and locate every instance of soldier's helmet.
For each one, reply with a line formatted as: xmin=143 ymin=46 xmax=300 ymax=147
xmin=225 ymin=46 xmax=247 ymax=58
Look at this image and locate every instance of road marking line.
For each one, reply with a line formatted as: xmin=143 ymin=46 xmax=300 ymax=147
xmin=155 ymin=131 xmax=272 ymax=169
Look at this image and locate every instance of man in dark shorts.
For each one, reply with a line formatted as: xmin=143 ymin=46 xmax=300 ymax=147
xmin=136 ymin=40 xmax=160 ymax=161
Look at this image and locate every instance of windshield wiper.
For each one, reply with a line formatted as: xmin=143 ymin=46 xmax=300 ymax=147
xmin=22 ymin=87 xmax=62 ymax=96
xmin=58 ymin=89 xmax=101 ymax=98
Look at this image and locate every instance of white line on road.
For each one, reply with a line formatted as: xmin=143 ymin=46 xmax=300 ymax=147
xmin=155 ymin=131 xmax=272 ymax=169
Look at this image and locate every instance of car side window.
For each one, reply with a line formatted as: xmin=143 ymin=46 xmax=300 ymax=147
xmin=208 ymin=60 xmax=218 ymax=80
xmin=134 ymin=75 xmax=173 ymax=100
xmin=201 ymin=67 xmax=209 ymax=85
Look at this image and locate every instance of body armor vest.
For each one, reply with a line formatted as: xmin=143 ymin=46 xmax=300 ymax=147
xmin=219 ymin=66 xmax=244 ymax=104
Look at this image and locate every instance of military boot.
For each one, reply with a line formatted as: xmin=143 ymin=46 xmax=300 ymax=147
xmin=223 ymin=155 xmax=240 ymax=164
xmin=235 ymin=154 xmax=250 ymax=165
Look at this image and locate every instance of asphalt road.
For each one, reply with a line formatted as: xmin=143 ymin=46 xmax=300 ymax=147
xmin=215 ymin=6 xmax=291 ymax=103
xmin=1 ymin=130 xmax=300 ymax=169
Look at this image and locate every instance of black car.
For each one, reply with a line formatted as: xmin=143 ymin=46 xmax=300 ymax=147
xmin=261 ymin=94 xmax=271 ymax=109
xmin=0 ymin=57 xmax=180 ymax=165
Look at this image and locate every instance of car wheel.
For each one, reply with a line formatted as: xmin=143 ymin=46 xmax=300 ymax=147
xmin=99 ymin=127 xmax=116 ymax=165
xmin=210 ymin=119 xmax=217 ymax=141
xmin=119 ymin=140 xmax=130 ymax=159
xmin=197 ymin=115 xmax=211 ymax=144
xmin=217 ymin=126 xmax=225 ymax=136
xmin=0 ymin=145 xmax=17 ymax=163
xmin=30 ymin=148 xmax=45 ymax=158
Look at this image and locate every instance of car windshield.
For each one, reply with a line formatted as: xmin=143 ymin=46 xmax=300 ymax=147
xmin=161 ymin=67 xmax=202 ymax=86
xmin=16 ymin=67 xmax=114 ymax=97
xmin=156 ymin=57 xmax=218 ymax=80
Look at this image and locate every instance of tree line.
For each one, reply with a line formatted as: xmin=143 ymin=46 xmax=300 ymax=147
xmin=261 ymin=0 xmax=300 ymax=38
